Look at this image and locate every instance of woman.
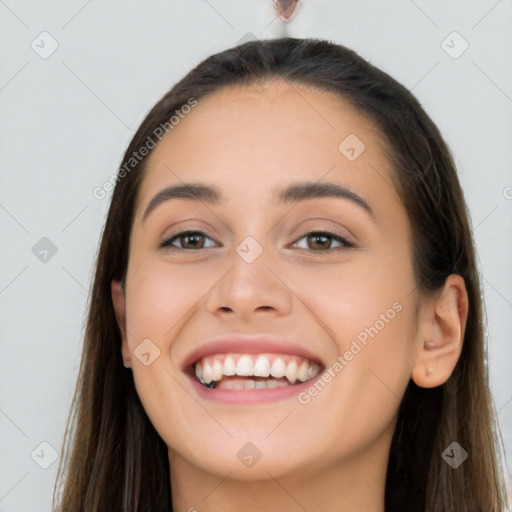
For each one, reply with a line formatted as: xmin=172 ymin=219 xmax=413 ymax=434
xmin=52 ymin=37 xmax=509 ymax=511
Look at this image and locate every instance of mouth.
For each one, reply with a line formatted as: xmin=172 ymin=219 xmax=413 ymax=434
xmin=189 ymin=353 xmax=321 ymax=390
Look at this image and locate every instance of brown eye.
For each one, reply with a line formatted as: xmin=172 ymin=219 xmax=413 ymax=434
xmin=307 ymin=233 xmax=331 ymax=250
xmin=160 ymin=230 xmax=354 ymax=251
xmin=160 ymin=231 xmax=216 ymax=250
xmin=293 ymin=231 xmax=355 ymax=251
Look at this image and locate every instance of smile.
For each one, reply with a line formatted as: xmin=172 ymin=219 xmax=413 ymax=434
xmin=193 ymin=353 xmax=321 ymax=390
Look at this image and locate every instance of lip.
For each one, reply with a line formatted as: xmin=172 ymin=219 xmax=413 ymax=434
xmin=187 ymin=370 xmax=324 ymax=405
xmin=181 ymin=334 xmax=325 ymax=405
xmin=181 ymin=334 xmax=324 ymax=369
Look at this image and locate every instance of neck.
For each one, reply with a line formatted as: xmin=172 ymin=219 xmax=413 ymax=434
xmin=168 ymin=434 xmax=390 ymax=512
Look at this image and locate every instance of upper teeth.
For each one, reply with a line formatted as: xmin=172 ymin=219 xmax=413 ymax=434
xmin=194 ymin=353 xmax=320 ymax=385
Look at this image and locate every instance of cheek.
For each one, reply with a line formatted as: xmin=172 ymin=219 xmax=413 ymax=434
xmin=294 ymin=249 xmax=418 ymax=423
xmin=125 ymin=262 xmax=200 ymax=341
xmin=123 ymin=263 xmax=198 ymax=400
xmin=298 ymin=247 xmax=415 ymax=349
xmin=122 ymin=264 xmax=206 ymax=447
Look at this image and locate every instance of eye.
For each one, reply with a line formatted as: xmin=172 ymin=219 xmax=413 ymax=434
xmin=292 ymin=230 xmax=356 ymax=251
xmin=160 ymin=229 xmax=356 ymax=251
xmin=160 ymin=230 xmax=216 ymax=250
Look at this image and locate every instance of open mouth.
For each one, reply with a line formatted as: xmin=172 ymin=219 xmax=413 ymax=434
xmin=191 ymin=353 xmax=321 ymax=390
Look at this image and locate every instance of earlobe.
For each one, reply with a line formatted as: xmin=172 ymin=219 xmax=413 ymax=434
xmin=412 ymin=274 xmax=468 ymax=388
xmin=111 ymin=279 xmax=132 ymax=369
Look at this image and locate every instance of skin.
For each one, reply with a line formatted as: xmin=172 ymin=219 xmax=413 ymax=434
xmin=112 ymin=80 xmax=468 ymax=512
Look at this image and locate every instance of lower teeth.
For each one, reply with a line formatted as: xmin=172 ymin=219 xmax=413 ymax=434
xmin=201 ymin=376 xmax=291 ymax=390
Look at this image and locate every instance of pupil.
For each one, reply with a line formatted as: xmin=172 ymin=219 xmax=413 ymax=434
xmin=310 ymin=234 xmax=329 ymax=249
xmin=185 ymin=234 xmax=203 ymax=248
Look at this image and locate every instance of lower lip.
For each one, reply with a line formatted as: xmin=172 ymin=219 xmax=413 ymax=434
xmin=187 ymin=372 xmax=323 ymax=405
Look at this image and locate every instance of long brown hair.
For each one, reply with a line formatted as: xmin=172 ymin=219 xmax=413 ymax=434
xmin=52 ymin=37 xmax=509 ymax=511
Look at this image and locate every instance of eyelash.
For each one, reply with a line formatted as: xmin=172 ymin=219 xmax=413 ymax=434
xmin=159 ymin=229 xmax=356 ymax=251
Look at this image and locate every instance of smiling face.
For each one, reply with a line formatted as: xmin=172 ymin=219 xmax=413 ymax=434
xmin=112 ymin=80 xmax=426 ymax=486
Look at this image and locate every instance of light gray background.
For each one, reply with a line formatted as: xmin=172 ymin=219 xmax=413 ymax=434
xmin=1 ymin=1 xmax=511 ymax=510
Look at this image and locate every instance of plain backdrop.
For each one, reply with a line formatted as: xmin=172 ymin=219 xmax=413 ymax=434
xmin=0 ymin=1 xmax=511 ymax=510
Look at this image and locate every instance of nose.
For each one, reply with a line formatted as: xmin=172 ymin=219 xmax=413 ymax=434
xmin=204 ymin=240 xmax=293 ymax=321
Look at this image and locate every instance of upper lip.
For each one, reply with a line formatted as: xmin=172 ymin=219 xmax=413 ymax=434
xmin=181 ymin=333 xmax=324 ymax=370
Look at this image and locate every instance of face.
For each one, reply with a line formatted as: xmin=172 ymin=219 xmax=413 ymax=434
xmin=113 ymin=81 xmax=424 ymax=481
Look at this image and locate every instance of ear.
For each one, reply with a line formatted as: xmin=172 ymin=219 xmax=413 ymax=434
xmin=412 ymin=274 xmax=468 ymax=388
xmin=111 ymin=279 xmax=132 ymax=369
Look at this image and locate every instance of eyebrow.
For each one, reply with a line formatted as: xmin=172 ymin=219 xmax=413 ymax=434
xmin=142 ymin=181 xmax=374 ymax=221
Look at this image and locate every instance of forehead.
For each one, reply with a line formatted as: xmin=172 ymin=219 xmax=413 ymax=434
xmin=137 ymin=81 xmax=396 ymax=212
